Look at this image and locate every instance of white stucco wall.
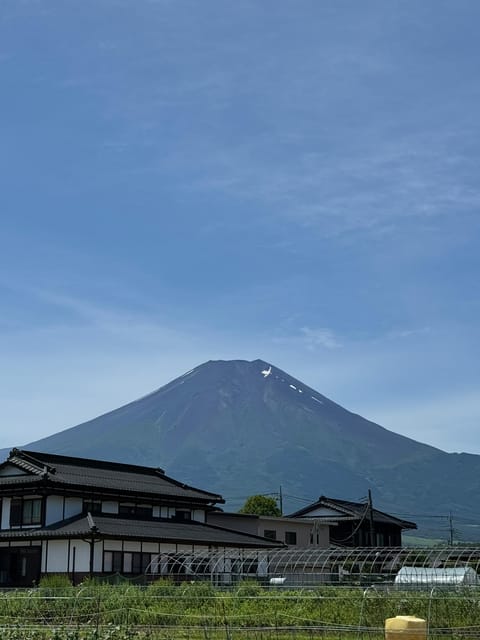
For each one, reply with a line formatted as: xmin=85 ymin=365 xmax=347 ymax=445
xmin=70 ymin=540 xmax=91 ymax=574
xmin=192 ymin=545 xmax=208 ymax=552
xmin=38 ymin=538 xmax=247 ymax=578
xmin=46 ymin=496 xmax=64 ymax=525
xmin=44 ymin=540 xmax=70 ymax=572
xmin=104 ymin=540 xmax=122 ymax=551
xmin=93 ymin=541 xmax=103 ymax=572
xmin=177 ymin=544 xmax=194 ymax=552
xmin=64 ymin=497 xmax=83 ymax=519
xmin=42 ymin=539 xmax=92 ymax=575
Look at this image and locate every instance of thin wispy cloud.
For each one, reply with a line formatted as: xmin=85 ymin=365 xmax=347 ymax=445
xmin=1 ymin=0 xmax=479 ymax=456
xmin=300 ymin=327 xmax=342 ymax=350
xmin=272 ymin=326 xmax=342 ymax=351
xmin=47 ymin=4 xmax=478 ymax=242
xmin=185 ymin=128 xmax=480 ymax=240
xmin=387 ymin=327 xmax=431 ymax=340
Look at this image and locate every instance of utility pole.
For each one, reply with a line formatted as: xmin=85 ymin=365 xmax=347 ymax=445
xmin=449 ymin=512 xmax=454 ymax=546
xmin=279 ymin=485 xmax=283 ymax=516
xmin=368 ymin=489 xmax=375 ymax=547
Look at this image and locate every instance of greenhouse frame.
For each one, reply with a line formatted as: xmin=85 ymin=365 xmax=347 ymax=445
xmin=146 ymin=546 xmax=480 ymax=588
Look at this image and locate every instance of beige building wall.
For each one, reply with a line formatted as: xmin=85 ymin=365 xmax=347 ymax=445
xmin=207 ymin=513 xmax=330 ymax=547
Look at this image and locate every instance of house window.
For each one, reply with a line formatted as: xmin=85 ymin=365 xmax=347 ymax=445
xmin=104 ymin=551 xmax=152 ymax=575
xmin=285 ymin=531 xmax=297 ymax=545
xmin=83 ymin=500 xmax=102 ymax=515
xmin=264 ymin=529 xmax=276 ymax=540
xmin=136 ymin=505 xmax=153 ymax=518
xmin=10 ymin=498 xmax=42 ymax=526
xmin=119 ymin=503 xmax=136 ymax=516
xmin=119 ymin=503 xmax=153 ymax=518
xmin=173 ymin=509 xmax=191 ymax=521
xmin=103 ymin=551 xmax=122 ymax=573
xmin=132 ymin=552 xmax=152 ymax=574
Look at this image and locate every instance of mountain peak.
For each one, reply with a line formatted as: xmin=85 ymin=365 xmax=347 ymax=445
xmin=199 ymin=358 xmax=271 ymax=369
xmin=9 ymin=358 xmax=480 ymax=539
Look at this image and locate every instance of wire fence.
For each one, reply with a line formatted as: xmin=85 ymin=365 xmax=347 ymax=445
xmin=2 ymin=579 xmax=480 ymax=639
xmin=3 ymin=547 xmax=480 ymax=638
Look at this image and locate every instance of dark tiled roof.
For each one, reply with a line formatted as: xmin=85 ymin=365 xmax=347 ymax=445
xmin=0 ymin=475 xmax=44 ymax=486
xmin=0 ymin=513 xmax=284 ymax=548
xmin=288 ymin=495 xmax=416 ymax=530
xmin=1 ymin=449 xmax=222 ymax=503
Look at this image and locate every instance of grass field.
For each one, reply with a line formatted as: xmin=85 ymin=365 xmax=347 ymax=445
xmin=1 ymin=576 xmax=480 ymax=639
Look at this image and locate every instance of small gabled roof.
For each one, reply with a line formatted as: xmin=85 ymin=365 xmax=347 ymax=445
xmin=1 ymin=449 xmax=223 ymax=504
xmin=0 ymin=512 xmax=284 ymax=548
xmin=288 ymin=495 xmax=416 ymax=530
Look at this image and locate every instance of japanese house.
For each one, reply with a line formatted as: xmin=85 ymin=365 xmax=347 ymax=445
xmin=0 ymin=449 xmax=282 ymax=586
xmin=288 ymin=495 xmax=416 ymax=547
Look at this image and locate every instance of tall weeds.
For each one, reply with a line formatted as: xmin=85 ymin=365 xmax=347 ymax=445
xmin=1 ymin=581 xmax=479 ymax=639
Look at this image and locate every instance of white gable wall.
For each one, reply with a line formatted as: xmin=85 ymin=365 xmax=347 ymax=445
xmin=298 ymin=506 xmax=343 ymax=517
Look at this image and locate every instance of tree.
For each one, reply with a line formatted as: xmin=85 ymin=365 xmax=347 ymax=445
xmin=238 ymin=495 xmax=281 ymax=517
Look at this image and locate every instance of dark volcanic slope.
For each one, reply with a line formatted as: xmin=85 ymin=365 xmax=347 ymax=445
xmin=6 ymin=359 xmax=480 ymax=535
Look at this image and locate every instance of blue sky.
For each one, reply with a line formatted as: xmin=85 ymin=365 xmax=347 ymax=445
xmin=1 ymin=0 xmax=479 ymax=453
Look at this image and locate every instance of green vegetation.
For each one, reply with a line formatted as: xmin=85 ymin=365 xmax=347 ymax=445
xmin=238 ymin=495 xmax=281 ymax=516
xmin=2 ymin=579 xmax=480 ymax=639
